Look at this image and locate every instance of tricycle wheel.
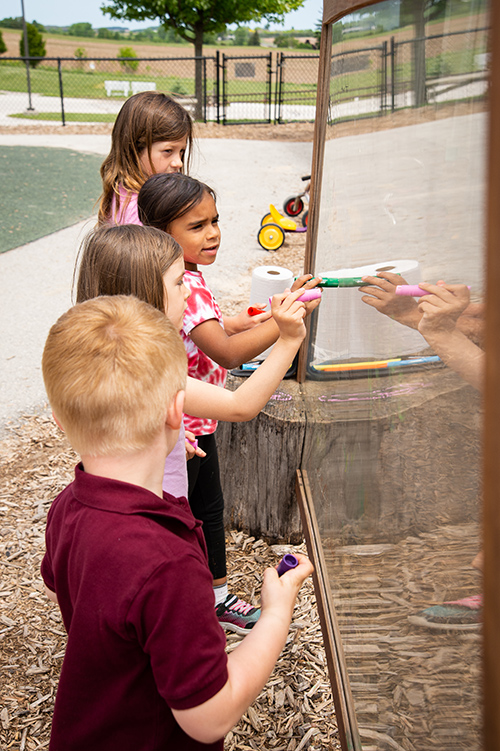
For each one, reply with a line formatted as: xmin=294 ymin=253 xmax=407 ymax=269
xmin=260 ymin=212 xmax=274 ymax=226
xmin=283 ymin=196 xmax=304 ymax=217
xmin=302 ymin=211 xmax=308 ymax=228
xmin=257 ymin=223 xmax=285 ymax=251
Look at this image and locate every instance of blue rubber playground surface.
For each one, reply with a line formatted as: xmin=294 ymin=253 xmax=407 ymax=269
xmin=0 ymin=145 xmax=103 ymax=254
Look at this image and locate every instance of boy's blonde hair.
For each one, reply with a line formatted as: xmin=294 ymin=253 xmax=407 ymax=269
xmin=42 ymin=296 xmax=187 ymax=457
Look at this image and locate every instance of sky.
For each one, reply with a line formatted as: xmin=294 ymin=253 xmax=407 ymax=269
xmin=14 ymin=0 xmax=324 ymax=31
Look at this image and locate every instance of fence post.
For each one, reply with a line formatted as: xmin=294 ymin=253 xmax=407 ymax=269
xmin=222 ymin=52 xmax=227 ymax=126
xmin=276 ymin=52 xmax=284 ymax=124
xmin=391 ymin=36 xmax=395 ymax=112
xmin=20 ymin=0 xmax=34 ymax=111
xmin=381 ymin=41 xmax=387 ymax=115
xmin=266 ymin=52 xmax=272 ymax=123
xmin=215 ymin=49 xmax=220 ymax=124
xmin=202 ymin=56 xmax=207 ymax=123
xmin=57 ymin=58 xmax=66 ymax=127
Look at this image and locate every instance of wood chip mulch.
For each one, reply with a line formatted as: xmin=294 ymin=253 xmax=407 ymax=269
xmin=0 ymin=413 xmax=339 ymax=751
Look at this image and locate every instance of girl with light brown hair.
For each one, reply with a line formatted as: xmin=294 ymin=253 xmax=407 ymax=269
xmin=98 ymin=91 xmax=193 ymax=225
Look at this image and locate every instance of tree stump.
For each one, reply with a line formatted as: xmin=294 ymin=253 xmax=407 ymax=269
xmin=217 ymin=368 xmax=481 ymax=544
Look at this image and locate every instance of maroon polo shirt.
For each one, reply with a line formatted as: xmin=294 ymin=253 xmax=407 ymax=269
xmin=42 ymin=464 xmax=228 ymax=751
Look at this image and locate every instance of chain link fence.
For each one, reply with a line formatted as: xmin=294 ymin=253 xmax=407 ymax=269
xmin=0 ymin=27 xmax=489 ymax=127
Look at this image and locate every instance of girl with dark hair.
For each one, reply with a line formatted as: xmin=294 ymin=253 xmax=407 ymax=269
xmin=138 ymin=173 xmax=321 ymax=632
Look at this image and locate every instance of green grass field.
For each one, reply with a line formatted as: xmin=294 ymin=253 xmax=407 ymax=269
xmin=0 ymin=146 xmax=102 ymax=254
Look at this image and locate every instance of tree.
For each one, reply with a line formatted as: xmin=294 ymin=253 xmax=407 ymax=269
xmin=248 ymin=30 xmax=261 ymax=46
xmin=100 ymin=0 xmax=306 ymax=118
xmin=118 ymin=45 xmax=139 ymax=73
xmin=19 ymin=22 xmax=46 ymax=67
xmin=233 ymin=26 xmax=250 ymax=46
xmin=68 ymin=22 xmax=95 ymax=37
xmin=98 ymin=27 xmax=117 ymax=38
xmin=0 ymin=17 xmax=23 ymax=29
xmin=0 ymin=29 xmax=6 ymax=55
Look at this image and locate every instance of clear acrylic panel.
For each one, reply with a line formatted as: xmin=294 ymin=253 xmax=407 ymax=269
xmin=301 ymin=1 xmax=488 ymax=748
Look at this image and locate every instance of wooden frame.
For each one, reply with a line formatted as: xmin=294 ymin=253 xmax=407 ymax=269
xmin=483 ymin=1 xmax=500 ymax=746
xmin=296 ymin=470 xmax=361 ymax=751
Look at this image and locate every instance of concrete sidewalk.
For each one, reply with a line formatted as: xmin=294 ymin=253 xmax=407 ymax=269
xmin=0 ymin=134 xmax=313 ymax=434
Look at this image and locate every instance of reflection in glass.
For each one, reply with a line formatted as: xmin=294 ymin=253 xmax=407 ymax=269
xmin=301 ymin=1 xmax=488 ymax=748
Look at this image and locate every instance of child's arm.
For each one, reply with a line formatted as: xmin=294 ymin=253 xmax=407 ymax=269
xmin=417 ymin=282 xmax=484 ymax=391
xmin=189 ymin=276 xmax=321 ymax=370
xmin=223 ymin=305 xmax=272 ymax=335
xmin=172 ymin=554 xmax=314 ymax=744
xmin=45 ymin=585 xmax=58 ymax=604
xmin=184 ymin=291 xmax=307 ymax=421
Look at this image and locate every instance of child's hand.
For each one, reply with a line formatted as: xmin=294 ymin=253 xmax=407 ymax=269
xmin=291 ymin=273 xmax=322 ymax=293
xmin=417 ymin=282 xmax=471 ymax=337
xmin=185 ymin=431 xmax=206 ymax=461
xmin=223 ymin=306 xmax=272 ymax=335
xmin=260 ymin=553 xmax=314 ymax=623
xmin=290 ymin=274 xmax=322 ymax=316
xmin=270 ymin=289 xmax=308 ymax=342
xmin=359 ymin=271 xmax=421 ymax=329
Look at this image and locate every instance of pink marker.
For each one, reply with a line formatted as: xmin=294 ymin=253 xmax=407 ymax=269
xmin=269 ymin=288 xmax=322 ymax=306
xmin=395 ymin=284 xmax=471 ymax=297
xmin=187 ymin=438 xmax=198 ymax=450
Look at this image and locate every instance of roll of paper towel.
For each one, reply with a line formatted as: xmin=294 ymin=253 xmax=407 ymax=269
xmin=249 ymin=266 xmax=294 ymax=308
xmin=312 ymin=260 xmax=427 ymax=363
xmin=249 ymin=266 xmax=294 ymax=359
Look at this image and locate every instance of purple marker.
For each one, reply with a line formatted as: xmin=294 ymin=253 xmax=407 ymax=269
xmin=277 ymin=554 xmax=299 ymax=577
xmin=396 ymin=284 xmax=471 ymax=297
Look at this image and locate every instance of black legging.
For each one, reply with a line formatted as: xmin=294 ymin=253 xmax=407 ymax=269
xmin=187 ymin=433 xmax=226 ymax=581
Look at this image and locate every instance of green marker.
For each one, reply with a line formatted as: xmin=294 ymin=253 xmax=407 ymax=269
xmin=295 ymin=276 xmax=367 ymax=288
xmin=318 ymin=277 xmax=367 ymax=288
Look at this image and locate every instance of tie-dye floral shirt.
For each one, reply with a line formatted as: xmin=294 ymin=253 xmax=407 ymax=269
xmin=182 ymin=269 xmax=227 ymax=436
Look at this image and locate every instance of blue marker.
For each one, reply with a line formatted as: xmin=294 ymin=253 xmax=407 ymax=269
xmin=388 ymin=356 xmax=441 ymax=367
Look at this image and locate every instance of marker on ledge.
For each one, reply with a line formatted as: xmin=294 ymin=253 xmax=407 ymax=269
xmin=277 ymin=554 xmax=299 ymax=577
xmin=396 ymin=284 xmax=471 ymax=297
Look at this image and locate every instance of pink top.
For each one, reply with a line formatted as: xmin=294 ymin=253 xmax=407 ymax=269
xmin=162 ymin=424 xmax=188 ymax=500
xmin=182 ymin=270 xmax=227 ymax=436
xmin=110 ymin=186 xmax=141 ymax=225
xmin=110 ymin=183 xmax=188 ymax=497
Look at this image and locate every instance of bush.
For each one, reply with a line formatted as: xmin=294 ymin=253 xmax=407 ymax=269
xmin=19 ymin=23 xmax=46 ymax=67
xmin=274 ymin=33 xmax=300 ymax=48
xmin=118 ymin=46 xmax=139 ymax=73
xmin=170 ymin=78 xmax=188 ymax=95
xmin=0 ymin=29 xmax=6 ymax=55
xmin=68 ymin=22 xmax=94 ymax=38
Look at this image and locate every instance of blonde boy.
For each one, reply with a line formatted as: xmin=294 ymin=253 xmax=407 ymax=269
xmin=41 ymin=295 xmax=312 ymax=751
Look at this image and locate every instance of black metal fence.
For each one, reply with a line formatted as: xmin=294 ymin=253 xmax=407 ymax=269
xmin=0 ymin=27 xmax=488 ymax=127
